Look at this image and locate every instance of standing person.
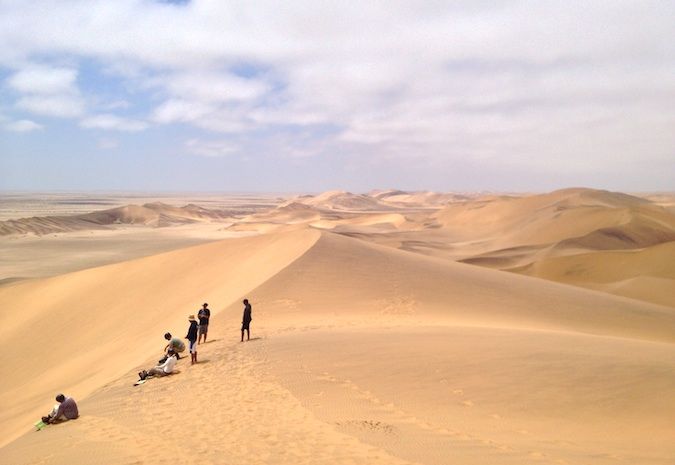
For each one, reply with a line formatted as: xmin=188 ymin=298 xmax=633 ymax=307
xmin=41 ymin=394 xmax=79 ymax=424
xmin=241 ymin=299 xmax=252 ymax=342
xmin=198 ymin=302 xmax=211 ymax=344
xmin=186 ymin=315 xmax=198 ymax=364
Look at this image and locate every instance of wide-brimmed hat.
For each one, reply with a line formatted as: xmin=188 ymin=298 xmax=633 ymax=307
xmin=188 ymin=315 xmax=196 ymax=321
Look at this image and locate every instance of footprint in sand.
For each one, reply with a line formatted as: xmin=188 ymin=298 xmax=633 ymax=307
xmin=461 ymin=400 xmax=474 ymax=407
xmin=452 ymin=389 xmax=464 ymax=395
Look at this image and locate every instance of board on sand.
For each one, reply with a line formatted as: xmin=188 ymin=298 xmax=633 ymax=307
xmin=134 ymin=379 xmax=147 ymax=386
xmin=34 ymin=420 xmax=47 ymax=431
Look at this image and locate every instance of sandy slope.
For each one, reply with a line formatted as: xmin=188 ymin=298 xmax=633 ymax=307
xmin=3 ymin=188 xmax=675 ymax=465
xmin=2 ymin=228 xmax=674 ymax=465
xmin=0 ymin=228 xmax=320 ymax=447
xmin=510 ymin=241 xmax=675 ymax=307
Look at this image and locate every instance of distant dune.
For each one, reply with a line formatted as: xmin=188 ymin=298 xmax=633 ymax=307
xmin=0 ymin=202 xmax=233 ymax=236
xmin=292 ymin=190 xmax=396 ymax=211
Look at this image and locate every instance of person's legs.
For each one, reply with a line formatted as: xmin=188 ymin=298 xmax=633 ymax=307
xmin=246 ymin=328 xmax=250 ymax=341
xmin=190 ymin=340 xmax=198 ymax=364
xmin=147 ymin=367 xmax=166 ymax=377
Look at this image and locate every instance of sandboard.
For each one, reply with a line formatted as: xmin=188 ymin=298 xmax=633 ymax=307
xmin=34 ymin=420 xmax=48 ymax=431
xmin=133 ymin=379 xmax=147 ymax=386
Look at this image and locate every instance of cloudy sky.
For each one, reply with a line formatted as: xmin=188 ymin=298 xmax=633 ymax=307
xmin=0 ymin=0 xmax=673 ymax=192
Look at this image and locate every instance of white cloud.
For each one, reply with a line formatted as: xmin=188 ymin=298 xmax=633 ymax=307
xmin=7 ymin=63 xmax=86 ymax=118
xmin=80 ymin=113 xmax=148 ymax=131
xmin=152 ymin=99 xmax=216 ymax=124
xmin=7 ymin=65 xmax=78 ymax=95
xmin=4 ymin=119 xmax=43 ymax=132
xmin=162 ymin=71 xmax=269 ymax=103
xmin=16 ymin=95 xmax=85 ymax=118
xmin=185 ymin=138 xmax=237 ymax=157
xmin=0 ymin=1 xmax=673 ymax=187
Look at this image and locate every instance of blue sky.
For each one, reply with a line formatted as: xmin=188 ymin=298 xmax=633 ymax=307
xmin=0 ymin=0 xmax=674 ymax=192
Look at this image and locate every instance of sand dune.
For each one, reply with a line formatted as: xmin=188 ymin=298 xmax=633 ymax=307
xmin=2 ymin=189 xmax=675 ymax=465
xmin=0 ymin=228 xmax=320 ymax=447
xmin=371 ymin=189 xmax=471 ymax=207
xmin=0 ymin=202 xmax=233 ymax=236
xmin=293 ymin=190 xmax=395 ymax=211
xmin=2 ymin=227 xmax=674 ymax=464
xmin=510 ymin=241 xmax=675 ymax=307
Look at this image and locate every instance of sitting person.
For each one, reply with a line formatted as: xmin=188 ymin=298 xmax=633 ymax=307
xmin=139 ymin=349 xmax=178 ymax=380
xmin=41 ymin=394 xmax=79 ymax=424
xmin=163 ymin=332 xmax=186 ymax=359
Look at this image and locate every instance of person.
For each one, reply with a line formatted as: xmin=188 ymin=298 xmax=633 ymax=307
xmin=241 ymin=298 xmax=252 ymax=342
xmin=163 ymin=332 xmax=186 ymax=359
xmin=41 ymin=394 xmax=79 ymax=424
xmin=186 ymin=314 xmax=198 ymax=364
xmin=139 ymin=349 xmax=177 ymax=380
xmin=197 ymin=302 xmax=210 ymax=344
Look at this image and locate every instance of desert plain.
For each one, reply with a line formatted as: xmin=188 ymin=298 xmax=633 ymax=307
xmin=0 ymin=187 xmax=674 ymax=465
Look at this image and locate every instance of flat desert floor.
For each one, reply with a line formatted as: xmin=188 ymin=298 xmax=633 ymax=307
xmin=0 ymin=189 xmax=674 ymax=465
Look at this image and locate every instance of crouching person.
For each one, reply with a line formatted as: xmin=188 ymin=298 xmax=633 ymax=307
xmin=139 ymin=349 xmax=177 ymax=381
xmin=42 ymin=394 xmax=79 ymax=424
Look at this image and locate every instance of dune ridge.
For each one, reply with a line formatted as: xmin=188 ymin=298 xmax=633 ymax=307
xmin=0 ymin=228 xmax=320 ymax=447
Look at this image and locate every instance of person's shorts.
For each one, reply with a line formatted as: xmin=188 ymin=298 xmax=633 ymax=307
xmin=189 ymin=340 xmax=197 ymax=353
xmin=198 ymin=324 xmax=208 ymax=335
xmin=241 ymin=322 xmax=250 ymax=331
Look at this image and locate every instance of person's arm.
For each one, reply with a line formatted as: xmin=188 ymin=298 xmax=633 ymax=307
xmin=49 ymin=403 xmax=64 ymax=423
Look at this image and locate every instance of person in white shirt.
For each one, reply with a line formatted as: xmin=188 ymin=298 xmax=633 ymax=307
xmin=139 ymin=350 xmax=177 ymax=380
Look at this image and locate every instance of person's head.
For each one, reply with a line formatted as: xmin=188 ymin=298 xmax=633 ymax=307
xmin=55 ymin=394 xmax=65 ymax=403
xmin=188 ymin=315 xmax=196 ymax=322
xmin=243 ymin=299 xmax=249 ymax=305
xmin=164 ymin=332 xmax=171 ymax=340
xmin=202 ymin=302 xmax=208 ymax=308
xmin=167 ymin=349 xmax=175 ymax=357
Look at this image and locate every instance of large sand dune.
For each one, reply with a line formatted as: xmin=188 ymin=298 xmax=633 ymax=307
xmin=1 ymin=225 xmax=674 ymax=464
xmin=2 ymin=189 xmax=675 ymax=464
xmin=0 ymin=228 xmax=320 ymax=447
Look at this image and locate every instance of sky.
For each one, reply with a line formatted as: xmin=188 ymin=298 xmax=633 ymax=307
xmin=0 ymin=0 xmax=673 ymax=193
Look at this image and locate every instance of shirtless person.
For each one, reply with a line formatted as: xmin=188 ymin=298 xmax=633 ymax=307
xmin=241 ymin=299 xmax=252 ymax=342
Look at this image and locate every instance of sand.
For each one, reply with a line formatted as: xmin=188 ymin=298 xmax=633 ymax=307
xmin=1 ymin=189 xmax=675 ymax=465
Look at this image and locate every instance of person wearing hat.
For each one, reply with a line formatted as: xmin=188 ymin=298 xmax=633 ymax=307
xmin=197 ymin=302 xmax=211 ymax=344
xmin=186 ymin=314 xmax=199 ymax=364
xmin=42 ymin=393 xmax=79 ymax=424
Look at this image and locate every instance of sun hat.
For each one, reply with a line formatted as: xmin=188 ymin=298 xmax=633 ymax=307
xmin=188 ymin=315 xmax=196 ymax=321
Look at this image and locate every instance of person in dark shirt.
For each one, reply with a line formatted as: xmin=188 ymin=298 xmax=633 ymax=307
xmin=186 ymin=315 xmax=199 ymax=364
xmin=197 ymin=302 xmax=211 ymax=344
xmin=241 ymin=299 xmax=252 ymax=342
